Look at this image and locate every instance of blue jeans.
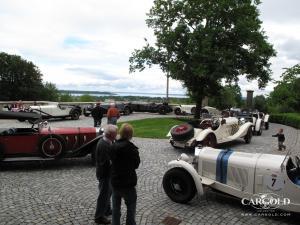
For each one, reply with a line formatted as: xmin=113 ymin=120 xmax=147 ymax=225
xmin=112 ymin=186 xmax=137 ymax=225
xmin=95 ymin=178 xmax=112 ymax=219
xmin=107 ymin=117 xmax=118 ymax=125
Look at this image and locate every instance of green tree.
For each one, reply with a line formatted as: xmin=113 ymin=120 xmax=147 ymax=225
xmin=59 ymin=93 xmax=74 ymax=102
xmin=79 ymin=94 xmax=96 ymax=102
xmin=40 ymin=82 xmax=59 ymax=101
xmin=267 ymin=63 xmax=300 ymax=113
xmin=208 ymin=84 xmax=242 ymax=110
xmin=254 ymin=95 xmax=267 ymax=112
xmin=0 ymin=52 xmax=42 ymax=100
xmin=129 ymin=0 xmax=276 ymax=118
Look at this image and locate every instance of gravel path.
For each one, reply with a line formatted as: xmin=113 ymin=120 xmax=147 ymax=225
xmin=0 ymin=114 xmax=299 ymax=225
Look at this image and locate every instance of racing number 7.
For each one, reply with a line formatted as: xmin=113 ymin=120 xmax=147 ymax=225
xmin=272 ymin=178 xmax=276 ymax=187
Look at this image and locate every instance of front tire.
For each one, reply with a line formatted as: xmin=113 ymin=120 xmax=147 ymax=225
xmin=257 ymin=124 xmax=262 ymax=136
xmin=39 ymin=135 xmax=66 ymax=159
xmin=244 ymin=127 xmax=253 ymax=144
xmin=265 ymin=122 xmax=269 ymax=130
xmin=158 ymin=106 xmax=167 ymax=115
xmin=163 ymin=168 xmax=196 ymax=203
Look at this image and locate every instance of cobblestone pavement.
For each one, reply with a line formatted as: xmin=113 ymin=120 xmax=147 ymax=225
xmin=0 ymin=114 xmax=299 ymax=225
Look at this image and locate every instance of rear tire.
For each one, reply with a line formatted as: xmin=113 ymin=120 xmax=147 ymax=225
xmin=174 ymin=108 xmax=181 ymax=115
xmin=163 ymin=168 xmax=196 ymax=203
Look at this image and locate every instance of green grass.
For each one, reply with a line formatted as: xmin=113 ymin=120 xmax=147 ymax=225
xmin=117 ymin=117 xmax=190 ymax=139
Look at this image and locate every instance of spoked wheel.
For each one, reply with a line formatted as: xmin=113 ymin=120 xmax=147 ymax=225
xmin=163 ymin=168 xmax=196 ymax=203
xmin=39 ymin=135 xmax=66 ymax=158
xmin=71 ymin=111 xmax=80 ymax=120
xmin=174 ymin=108 xmax=181 ymax=115
xmin=202 ymin=134 xmax=217 ymax=147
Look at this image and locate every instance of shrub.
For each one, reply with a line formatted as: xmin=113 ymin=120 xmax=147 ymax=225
xmin=270 ymin=113 xmax=300 ymax=129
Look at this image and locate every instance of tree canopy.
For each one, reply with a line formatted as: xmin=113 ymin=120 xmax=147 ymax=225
xmin=129 ymin=0 xmax=276 ymax=117
xmin=0 ymin=52 xmax=58 ymax=101
xmin=267 ymin=63 xmax=300 ymax=113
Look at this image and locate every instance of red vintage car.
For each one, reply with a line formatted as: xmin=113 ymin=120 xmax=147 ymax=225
xmin=0 ymin=111 xmax=102 ymax=163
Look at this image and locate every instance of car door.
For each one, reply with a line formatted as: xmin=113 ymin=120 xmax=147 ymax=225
xmin=1 ymin=129 xmax=40 ymax=155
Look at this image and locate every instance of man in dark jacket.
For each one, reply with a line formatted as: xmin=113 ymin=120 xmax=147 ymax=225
xmin=109 ymin=123 xmax=140 ymax=225
xmin=95 ymin=125 xmax=118 ymax=224
xmin=91 ymin=102 xmax=105 ymax=127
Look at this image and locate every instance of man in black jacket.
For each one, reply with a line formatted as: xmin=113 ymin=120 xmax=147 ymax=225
xmin=95 ymin=125 xmax=118 ymax=224
xmin=91 ymin=102 xmax=105 ymax=127
xmin=110 ymin=123 xmax=140 ymax=225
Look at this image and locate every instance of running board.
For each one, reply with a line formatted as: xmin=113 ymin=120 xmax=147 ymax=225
xmin=2 ymin=157 xmax=54 ymax=162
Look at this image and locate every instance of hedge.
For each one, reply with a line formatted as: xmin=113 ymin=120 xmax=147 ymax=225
xmin=270 ymin=113 xmax=300 ymax=129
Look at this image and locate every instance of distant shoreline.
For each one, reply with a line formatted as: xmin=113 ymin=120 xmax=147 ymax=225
xmin=59 ymin=90 xmax=187 ymax=98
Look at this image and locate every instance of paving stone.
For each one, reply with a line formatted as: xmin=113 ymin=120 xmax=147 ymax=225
xmin=0 ymin=115 xmax=299 ymax=224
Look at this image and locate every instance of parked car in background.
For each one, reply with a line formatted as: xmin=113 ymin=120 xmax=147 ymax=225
xmin=167 ymin=116 xmax=253 ymax=149
xmin=83 ymin=102 xmax=132 ymax=117
xmin=129 ymin=102 xmax=173 ymax=115
xmin=0 ymin=111 xmax=102 ymax=164
xmin=163 ymin=146 xmax=300 ymax=213
xmin=28 ymin=102 xmax=82 ymax=122
xmin=173 ymin=104 xmax=196 ymax=115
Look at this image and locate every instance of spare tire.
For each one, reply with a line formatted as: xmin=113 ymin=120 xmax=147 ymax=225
xmin=171 ymin=124 xmax=194 ymax=141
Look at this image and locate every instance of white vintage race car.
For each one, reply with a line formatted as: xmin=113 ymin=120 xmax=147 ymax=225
xmin=167 ymin=117 xmax=253 ymax=149
xmin=163 ymin=147 xmax=300 ymax=213
xmin=173 ymin=104 xmax=196 ymax=115
xmin=28 ymin=103 xmax=82 ymax=122
xmin=238 ymin=112 xmax=270 ymax=135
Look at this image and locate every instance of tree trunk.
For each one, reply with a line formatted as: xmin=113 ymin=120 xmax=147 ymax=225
xmin=194 ymin=97 xmax=203 ymax=119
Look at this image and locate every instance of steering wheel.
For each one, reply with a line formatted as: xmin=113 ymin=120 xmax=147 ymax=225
xmin=212 ymin=118 xmax=219 ymax=126
xmin=288 ymin=156 xmax=300 ymax=174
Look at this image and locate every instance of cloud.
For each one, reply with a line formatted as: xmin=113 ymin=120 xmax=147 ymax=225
xmin=0 ymin=0 xmax=299 ymax=98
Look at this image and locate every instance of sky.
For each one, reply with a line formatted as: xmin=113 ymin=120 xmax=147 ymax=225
xmin=0 ymin=0 xmax=299 ymax=97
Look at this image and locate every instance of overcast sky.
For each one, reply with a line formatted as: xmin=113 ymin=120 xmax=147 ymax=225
xmin=0 ymin=0 xmax=299 ymax=97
